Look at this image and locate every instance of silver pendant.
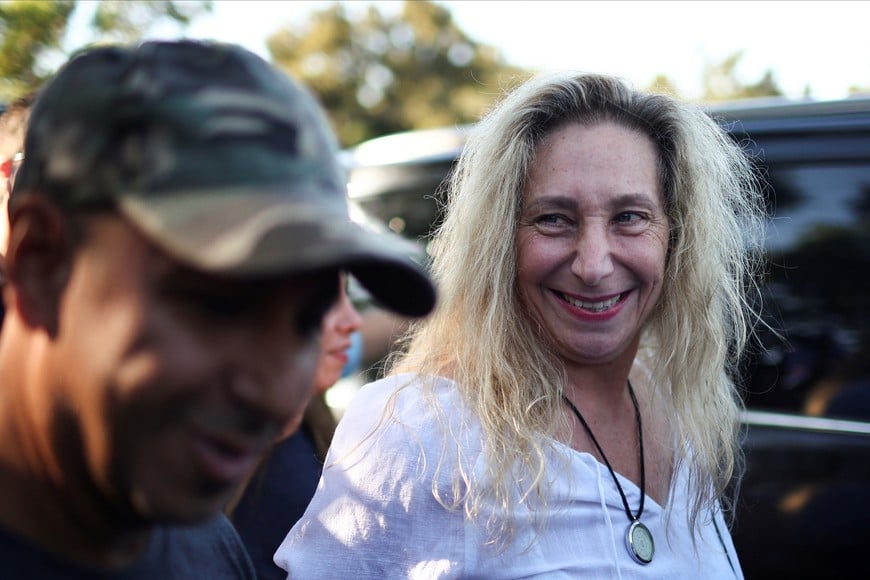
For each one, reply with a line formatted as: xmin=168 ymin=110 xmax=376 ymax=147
xmin=626 ymin=519 xmax=654 ymax=564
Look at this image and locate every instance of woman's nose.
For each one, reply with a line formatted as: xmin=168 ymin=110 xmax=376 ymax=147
xmin=335 ymin=294 xmax=363 ymax=334
xmin=570 ymin=225 xmax=614 ymax=286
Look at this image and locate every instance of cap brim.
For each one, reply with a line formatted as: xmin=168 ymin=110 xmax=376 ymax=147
xmin=117 ymin=190 xmax=436 ymax=318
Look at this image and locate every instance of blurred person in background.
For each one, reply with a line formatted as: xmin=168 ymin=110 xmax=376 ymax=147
xmin=228 ymin=271 xmax=364 ymax=580
xmin=277 ymin=72 xmax=765 ymax=578
xmin=0 ymin=39 xmax=434 ymax=579
xmin=0 ymin=93 xmax=33 ymax=303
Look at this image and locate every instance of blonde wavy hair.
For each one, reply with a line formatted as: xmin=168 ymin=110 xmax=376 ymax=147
xmin=389 ymin=72 xmax=766 ymax=541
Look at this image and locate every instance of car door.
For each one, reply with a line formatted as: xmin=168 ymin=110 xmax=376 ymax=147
xmin=712 ymin=99 xmax=870 ymax=579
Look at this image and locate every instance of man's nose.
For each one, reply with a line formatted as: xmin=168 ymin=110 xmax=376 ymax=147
xmin=221 ymin=319 xmax=319 ymax=424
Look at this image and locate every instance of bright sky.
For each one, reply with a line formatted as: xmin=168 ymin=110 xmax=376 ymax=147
xmin=168 ymin=0 xmax=870 ymax=102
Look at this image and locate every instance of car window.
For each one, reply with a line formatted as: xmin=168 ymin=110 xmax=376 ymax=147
xmin=746 ymin=160 xmax=870 ymax=422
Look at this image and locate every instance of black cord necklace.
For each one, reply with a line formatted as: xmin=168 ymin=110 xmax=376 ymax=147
xmin=562 ymin=380 xmax=655 ymax=565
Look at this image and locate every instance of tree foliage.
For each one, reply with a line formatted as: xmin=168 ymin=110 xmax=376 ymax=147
xmin=267 ymin=0 xmax=529 ymax=146
xmin=0 ymin=0 xmax=811 ymax=141
xmin=91 ymin=0 xmax=211 ymax=43
xmin=0 ymin=0 xmax=74 ymax=99
xmin=646 ymin=74 xmax=681 ymax=98
xmin=0 ymin=0 xmax=211 ymax=101
xmin=702 ymin=50 xmax=783 ymax=102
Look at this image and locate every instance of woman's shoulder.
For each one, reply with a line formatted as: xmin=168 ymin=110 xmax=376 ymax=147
xmin=342 ymin=373 xmax=462 ymax=425
xmin=329 ymin=373 xmax=481 ymax=470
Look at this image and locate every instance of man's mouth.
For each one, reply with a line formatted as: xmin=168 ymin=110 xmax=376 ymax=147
xmin=556 ymin=291 xmax=626 ymax=313
xmin=189 ymin=430 xmax=267 ymax=486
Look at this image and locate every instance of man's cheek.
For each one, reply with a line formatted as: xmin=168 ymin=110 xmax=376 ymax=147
xmin=296 ymin=341 xmax=321 ymax=397
xmin=278 ymin=344 xmax=321 ymax=437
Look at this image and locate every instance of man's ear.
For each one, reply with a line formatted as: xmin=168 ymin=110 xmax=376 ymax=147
xmin=4 ymin=194 xmax=75 ymax=336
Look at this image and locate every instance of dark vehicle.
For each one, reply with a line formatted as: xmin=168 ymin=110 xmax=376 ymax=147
xmin=344 ymin=98 xmax=870 ymax=579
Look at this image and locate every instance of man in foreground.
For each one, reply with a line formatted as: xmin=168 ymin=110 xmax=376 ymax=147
xmin=0 ymin=40 xmax=435 ymax=578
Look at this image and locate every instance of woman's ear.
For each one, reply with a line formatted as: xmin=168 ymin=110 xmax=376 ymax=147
xmin=4 ymin=194 xmax=75 ymax=336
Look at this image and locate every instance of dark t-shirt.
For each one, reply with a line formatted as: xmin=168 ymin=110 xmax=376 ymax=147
xmin=231 ymin=427 xmax=323 ymax=580
xmin=0 ymin=514 xmax=255 ymax=579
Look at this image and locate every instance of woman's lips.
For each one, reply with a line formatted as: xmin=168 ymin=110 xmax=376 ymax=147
xmin=325 ymin=342 xmax=352 ymax=365
xmin=554 ymin=289 xmax=630 ymax=320
xmin=328 ymin=351 xmax=348 ymax=366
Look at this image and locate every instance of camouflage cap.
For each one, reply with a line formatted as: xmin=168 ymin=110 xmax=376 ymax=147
xmin=13 ymin=40 xmax=435 ymax=317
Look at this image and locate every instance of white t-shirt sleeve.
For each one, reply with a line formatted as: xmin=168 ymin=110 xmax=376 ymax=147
xmin=274 ymin=375 xmax=474 ymax=579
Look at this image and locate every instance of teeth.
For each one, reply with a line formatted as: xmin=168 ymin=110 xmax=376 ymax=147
xmin=562 ymin=292 xmax=622 ymax=312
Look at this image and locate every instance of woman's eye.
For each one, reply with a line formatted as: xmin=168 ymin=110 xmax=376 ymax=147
xmin=537 ymin=213 xmax=568 ymax=226
xmin=615 ymin=211 xmax=645 ymax=224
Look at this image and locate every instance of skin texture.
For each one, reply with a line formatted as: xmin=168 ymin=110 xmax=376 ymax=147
xmin=516 ymin=121 xmax=670 ymax=373
xmin=515 ymin=121 xmax=673 ymax=503
xmin=312 ymin=273 xmax=363 ymax=395
xmin=0 ymin=197 xmax=338 ymax=566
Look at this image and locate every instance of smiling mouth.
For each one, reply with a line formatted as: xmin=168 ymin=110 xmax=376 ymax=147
xmin=190 ymin=431 xmax=265 ymax=486
xmin=556 ymin=291 xmax=626 ymax=312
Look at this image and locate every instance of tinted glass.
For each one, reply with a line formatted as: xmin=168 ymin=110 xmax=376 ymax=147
xmin=746 ymin=161 xmax=870 ymax=422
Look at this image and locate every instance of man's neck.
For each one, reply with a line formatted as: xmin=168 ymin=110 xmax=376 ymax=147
xmin=0 ymin=327 xmax=152 ymax=570
xmin=0 ymin=460 xmax=153 ymax=569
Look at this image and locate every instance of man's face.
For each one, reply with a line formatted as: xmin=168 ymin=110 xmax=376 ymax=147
xmin=50 ymin=214 xmax=336 ymax=523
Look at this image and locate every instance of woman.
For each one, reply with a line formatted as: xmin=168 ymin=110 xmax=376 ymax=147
xmin=229 ymin=272 xmax=362 ymax=580
xmin=276 ymin=73 xmax=765 ymax=577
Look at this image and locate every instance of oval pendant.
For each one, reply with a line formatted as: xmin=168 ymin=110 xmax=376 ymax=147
xmin=626 ymin=520 xmax=654 ymax=564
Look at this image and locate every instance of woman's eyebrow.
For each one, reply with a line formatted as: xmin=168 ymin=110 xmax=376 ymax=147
xmin=607 ymin=192 xmax=661 ymax=210
xmin=522 ymin=195 xmax=577 ymax=213
xmin=523 ymin=192 xmax=660 ymax=213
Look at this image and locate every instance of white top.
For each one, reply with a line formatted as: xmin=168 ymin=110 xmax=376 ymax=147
xmin=275 ymin=374 xmax=743 ymax=579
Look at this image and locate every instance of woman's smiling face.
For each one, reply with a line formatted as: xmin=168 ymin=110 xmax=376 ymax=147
xmin=516 ymin=121 xmax=670 ymax=368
